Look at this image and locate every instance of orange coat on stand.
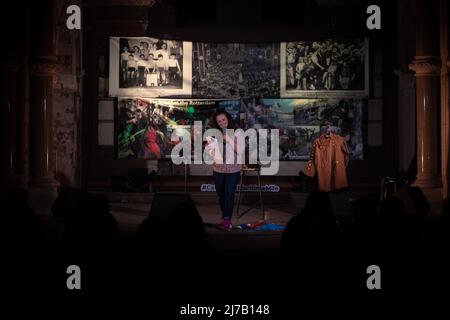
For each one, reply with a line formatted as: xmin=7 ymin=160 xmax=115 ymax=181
xmin=305 ymin=133 xmax=349 ymax=192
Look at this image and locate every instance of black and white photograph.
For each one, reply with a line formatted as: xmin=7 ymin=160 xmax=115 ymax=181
xmin=293 ymin=98 xmax=364 ymax=159
xmin=109 ymin=37 xmax=192 ymax=97
xmin=192 ymin=42 xmax=280 ymax=98
xmin=280 ymin=38 xmax=369 ymax=98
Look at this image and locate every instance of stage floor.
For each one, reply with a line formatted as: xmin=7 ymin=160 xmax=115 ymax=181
xmin=100 ymin=192 xmax=308 ymax=252
xmin=106 ymin=192 xmax=302 ymax=251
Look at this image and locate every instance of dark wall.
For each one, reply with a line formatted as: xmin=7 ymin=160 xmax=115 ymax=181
xmin=148 ymin=0 xmax=387 ymax=41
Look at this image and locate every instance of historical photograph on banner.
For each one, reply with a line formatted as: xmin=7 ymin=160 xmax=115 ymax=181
xmin=279 ymin=126 xmax=321 ymax=160
xmin=240 ymin=98 xmax=294 ymax=129
xmin=117 ymin=97 xmax=239 ymax=160
xmin=109 ymin=37 xmax=192 ymax=97
xmin=280 ymin=38 xmax=369 ymax=98
xmin=293 ymin=98 xmax=364 ymax=159
xmin=240 ymin=98 xmax=317 ymax=161
xmin=192 ymin=42 xmax=280 ymax=98
xmin=241 ymin=98 xmax=363 ymax=160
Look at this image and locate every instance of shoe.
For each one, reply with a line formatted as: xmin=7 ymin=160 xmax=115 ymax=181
xmin=220 ymin=218 xmax=232 ymax=231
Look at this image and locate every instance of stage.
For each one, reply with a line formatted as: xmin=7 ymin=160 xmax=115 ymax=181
xmin=15 ymin=185 xmax=448 ymax=298
xmin=103 ymin=191 xmax=305 ymax=251
xmin=29 ymin=181 xmax=443 ymax=256
xmin=32 ymin=178 xmax=434 ymax=256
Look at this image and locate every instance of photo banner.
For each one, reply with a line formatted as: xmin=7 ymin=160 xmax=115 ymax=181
xmin=110 ymin=37 xmax=368 ymax=162
xmin=280 ymin=38 xmax=369 ymax=98
xmin=117 ymin=97 xmax=363 ymax=161
xmin=117 ymin=97 xmax=239 ymax=160
xmin=109 ymin=37 xmax=192 ymax=97
xmin=109 ymin=37 xmax=369 ymax=100
xmin=241 ymin=98 xmax=363 ymax=160
xmin=192 ymin=42 xmax=280 ymax=98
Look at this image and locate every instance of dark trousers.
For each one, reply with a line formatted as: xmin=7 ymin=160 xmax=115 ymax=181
xmin=213 ymin=171 xmax=240 ymax=219
xmin=137 ymin=66 xmax=145 ymax=85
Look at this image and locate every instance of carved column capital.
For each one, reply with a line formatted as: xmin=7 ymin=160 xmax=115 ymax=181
xmin=409 ymin=56 xmax=441 ymax=76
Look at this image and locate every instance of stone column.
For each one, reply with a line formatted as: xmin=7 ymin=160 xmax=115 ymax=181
xmin=16 ymin=64 xmax=30 ymax=188
xmin=0 ymin=64 xmax=18 ymax=189
xmin=0 ymin=4 xmax=29 ymax=191
xmin=28 ymin=0 xmax=59 ymax=193
xmin=0 ymin=64 xmax=30 ymax=190
xmin=29 ymin=61 xmax=59 ymax=190
xmin=409 ymin=0 xmax=441 ymax=188
xmin=440 ymin=0 xmax=450 ymax=198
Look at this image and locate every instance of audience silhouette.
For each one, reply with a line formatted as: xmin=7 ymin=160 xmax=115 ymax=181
xmin=1 ymin=188 xmax=46 ymax=295
xmin=2 ymin=188 xmax=44 ymax=247
xmin=52 ymin=189 xmax=118 ymax=253
xmin=2 ymin=183 xmax=449 ymax=297
xmin=136 ymin=199 xmax=207 ymax=254
xmin=281 ymin=190 xmax=339 ymax=254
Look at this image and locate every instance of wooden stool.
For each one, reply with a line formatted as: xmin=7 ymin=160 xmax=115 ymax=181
xmin=235 ymin=164 xmax=265 ymax=220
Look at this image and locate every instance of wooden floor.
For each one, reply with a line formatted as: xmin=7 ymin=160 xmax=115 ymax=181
xmin=105 ymin=191 xmax=302 ymax=251
xmin=30 ymin=183 xmax=444 ymax=254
